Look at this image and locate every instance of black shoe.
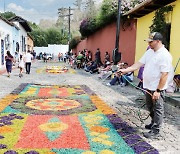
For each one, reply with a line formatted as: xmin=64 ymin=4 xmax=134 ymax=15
xmin=143 ymin=130 xmax=160 ymax=139
xmin=145 ymin=123 xmax=153 ymax=130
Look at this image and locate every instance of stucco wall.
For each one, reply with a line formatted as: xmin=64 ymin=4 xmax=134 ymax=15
xmin=136 ymin=0 xmax=180 ymax=74
xmin=73 ymin=20 xmax=137 ymax=66
xmin=170 ymin=0 xmax=180 ymax=74
xmin=135 ymin=13 xmax=154 ymax=62
xmin=0 ymin=19 xmax=13 ymax=68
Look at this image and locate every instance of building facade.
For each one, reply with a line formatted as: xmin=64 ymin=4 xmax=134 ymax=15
xmin=126 ymin=0 xmax=179 ymax=74
xmin=0 ymin=16 xmax=13 ymax=67
xmin=0 ymin=15 xmax=32 ymax=68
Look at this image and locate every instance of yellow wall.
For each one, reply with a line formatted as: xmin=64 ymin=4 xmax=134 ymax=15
xmin=27 ymin=36 xmax=34 ymax=51
xmin=135 ymin=0 xmax=180 ymax=74
xmin=135 ymin=12 xmax=154 ymax=75
xmin=169 ymin=0 xmax=180 ymax=74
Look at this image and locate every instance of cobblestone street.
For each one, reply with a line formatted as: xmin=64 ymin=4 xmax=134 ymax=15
xmin=0 ymin=61 xmax=179 ymax=154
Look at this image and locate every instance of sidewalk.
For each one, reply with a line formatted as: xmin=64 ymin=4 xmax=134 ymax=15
xmin=78 ymin=69 xmax=180 ymax=109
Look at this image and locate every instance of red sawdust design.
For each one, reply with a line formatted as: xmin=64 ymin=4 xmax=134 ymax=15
xmin=38 ymin=88 xmax=69 ymax=97
xmin=15 ymin=115 xmax=90 ymax=149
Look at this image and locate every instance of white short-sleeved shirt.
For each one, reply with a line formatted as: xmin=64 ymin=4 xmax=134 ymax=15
xmin=24 ymin=53 xmax=33 ymax=63
xmin=139 ymin=46 xmax=172 ymax=91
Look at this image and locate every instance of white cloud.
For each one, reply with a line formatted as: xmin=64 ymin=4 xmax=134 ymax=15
xmin=6 ymin=3 xmax=42 ymax=23
xmin=27 ymin=0 xmax=56 ymax=7
xmin=3 ymin=0 xmax=103 ymax=24
xmin=7 ymin=3 xmax=24 ymax=12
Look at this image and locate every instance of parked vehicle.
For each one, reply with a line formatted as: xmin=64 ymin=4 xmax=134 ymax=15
xmin=46 ymin=53 xmax=53 ymax=60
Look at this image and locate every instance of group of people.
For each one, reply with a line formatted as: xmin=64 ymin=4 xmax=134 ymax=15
xmin=58 ymin=52 xmax=69 ymax=62
xmin=3 ymin=32 xmax=177 ymax=140
xmin=5 ymin=50 xmax=33 ymax=78
xmin=71 ymin=48 xmax=110 ymax=70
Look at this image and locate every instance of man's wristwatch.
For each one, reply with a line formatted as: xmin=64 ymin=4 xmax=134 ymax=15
xmin=156 ymin=89 xmax=161 ymax=92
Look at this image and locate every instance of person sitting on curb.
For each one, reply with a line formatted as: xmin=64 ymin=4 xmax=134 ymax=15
xmin=84 ymin=61 xmax=97 ymax=73
xmin=98 ymin=61 xmax=112 ymax=79
xmin=106 ymin=62 xmax=133 ymax=86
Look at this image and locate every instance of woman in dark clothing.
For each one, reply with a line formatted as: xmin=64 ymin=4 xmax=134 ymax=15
xmin=5 ymin=51 xmax=14 ymax=77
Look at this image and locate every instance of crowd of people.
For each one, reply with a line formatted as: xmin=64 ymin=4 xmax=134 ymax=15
xmin=67 ymin=48 xmax=134 ymax=87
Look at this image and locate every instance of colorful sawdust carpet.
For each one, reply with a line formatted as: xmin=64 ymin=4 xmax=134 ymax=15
xmin=0 ymin=84 xmax=159 ymax=154
xmin=36 ymin=66 xmax=76 ymax=74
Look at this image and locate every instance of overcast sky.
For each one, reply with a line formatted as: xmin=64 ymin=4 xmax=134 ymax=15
xmin=0 ymin=0 xmax=103 ymax=24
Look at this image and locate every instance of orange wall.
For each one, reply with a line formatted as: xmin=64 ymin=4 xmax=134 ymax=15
xmin=73 ymin=19 xmax=137 ymax=66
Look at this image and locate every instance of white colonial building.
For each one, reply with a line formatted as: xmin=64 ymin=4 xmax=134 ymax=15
xmin=0 ymin=15 xmax=32 ymax=68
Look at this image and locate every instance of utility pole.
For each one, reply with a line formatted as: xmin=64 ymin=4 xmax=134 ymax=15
xmin=113 ymin=0 xmax=122 ymax=65
xmin=58 ymin=7 xmax=73 ymax=55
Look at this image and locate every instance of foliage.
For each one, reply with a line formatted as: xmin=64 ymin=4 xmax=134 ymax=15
xmin=79 ymin=18 xmax=97 ymax=37
xmin=150 ymin=5 xmax=173 ymax=33
xmin=46 ymin=28 xmax=62 ymax=44
xmin=96 ymin=0 xmax=117 ymax=27
xmin=30 ymin=27 xmax=69 ymax=47
xmin=121 ymin=0 xmax=145 ymax=13
xmin=150 ymin=5 xmax=173 ymax=49
xmin=79 ymin=0 xmax=145 ymax=38
xmin=69 ymin=36 xmax=81 ymax=50
xmin=0 ymin=11 xmax=16 ymax=20
xmin=28 ymin=22 xmax=40 ymax=30
xmin=30 ymin=29 xmax=48 ymax=47
xmin=29 ymin=21 xmax=69 ymax=47
xmin=0 ymin=11 xmax=69 ymax=47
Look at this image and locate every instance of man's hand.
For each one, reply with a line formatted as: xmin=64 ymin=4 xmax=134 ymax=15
xmin=152 ymin=91 xmax=160 ymax=100
xmin=117 ymin=69 xmax=128 ymax=75
xmin=117 ymin=62 xmax=143 ymax=75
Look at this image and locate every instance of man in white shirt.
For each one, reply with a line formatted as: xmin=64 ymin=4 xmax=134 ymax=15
xmin=24 ymin=50 xmax=33 ymax=74
xmin=119 ymin=32 xmax=172 ymax=139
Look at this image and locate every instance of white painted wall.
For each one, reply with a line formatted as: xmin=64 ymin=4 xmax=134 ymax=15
xmin=48 ymin=44 xmax=68 ymax=56
xmin=33 ymin=47 xmax=48 ymax=55
xmin=34 ymin=44 xmax=68 ymax=56
xmin=17 ymin=24 xmax=28 ymax=54
xmin=0 ymin=19 xmax=13 ymax=68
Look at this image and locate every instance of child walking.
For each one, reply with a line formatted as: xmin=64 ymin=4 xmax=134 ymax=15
xmin=19 ymin=55 xmax=24 ymax=77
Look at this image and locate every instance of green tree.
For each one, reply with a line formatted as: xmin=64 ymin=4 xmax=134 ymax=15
xmin=28 ymin=22 xmax=40 ymax=30
xmin=30 ymin=29 xmax=48 ymax=47
xmin=46 ymin=28 xmax=62 ymax=44
xmin=0 ymin=11 xmax=16 ymax=19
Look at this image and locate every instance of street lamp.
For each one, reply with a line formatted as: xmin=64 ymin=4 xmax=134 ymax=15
xmin=112 ymin=0 xmax=122 ymax=65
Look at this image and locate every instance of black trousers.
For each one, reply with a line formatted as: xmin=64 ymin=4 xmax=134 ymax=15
xmin=25 ymin=62 xmax=31 ymax=74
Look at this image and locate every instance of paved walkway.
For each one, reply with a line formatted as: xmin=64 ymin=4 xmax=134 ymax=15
xmin=0 ymin=61 xmax=179 ymax=154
